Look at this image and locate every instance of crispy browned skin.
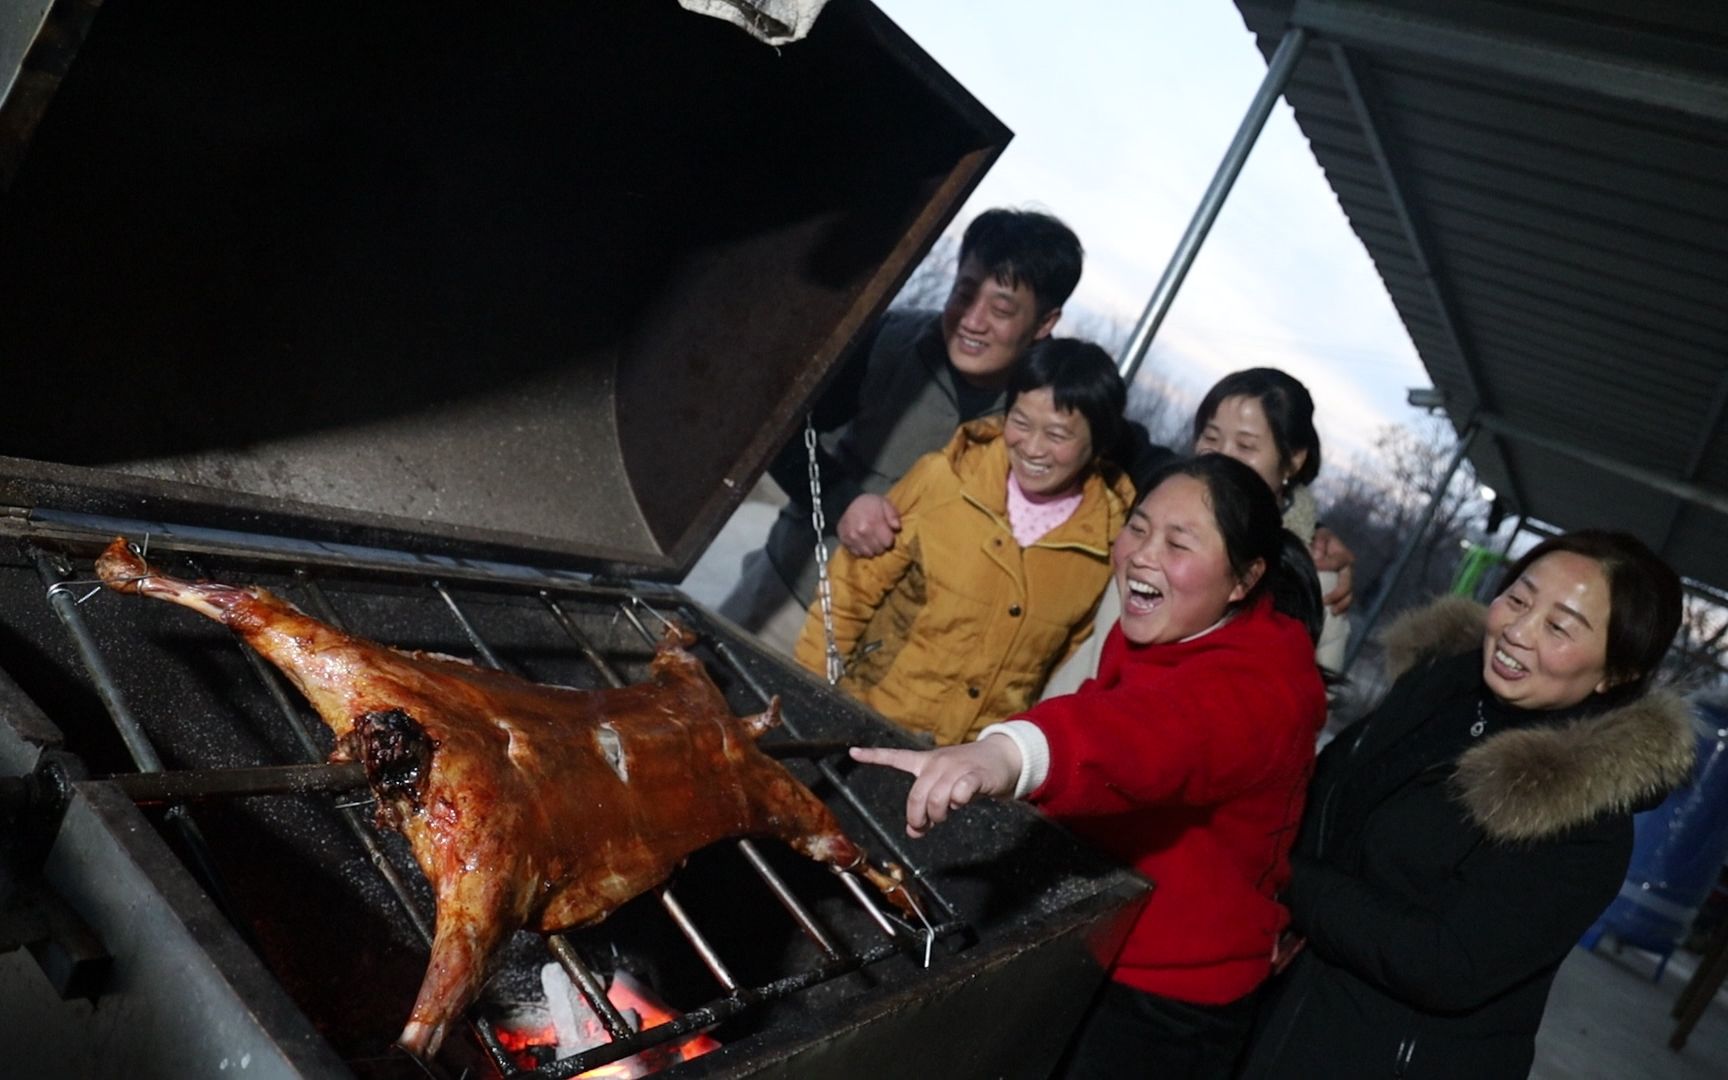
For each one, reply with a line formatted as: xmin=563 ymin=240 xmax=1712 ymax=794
xmin=95 ymin=537 xmax=909 ymax=1059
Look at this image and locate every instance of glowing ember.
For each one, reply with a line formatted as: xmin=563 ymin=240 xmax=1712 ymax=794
xmin=493 ymin=967 xmax=719 ymax=1076
xmin=494 ymin=1022 xmax=559 ymax=1056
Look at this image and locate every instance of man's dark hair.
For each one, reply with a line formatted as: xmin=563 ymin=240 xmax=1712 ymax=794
xmin=1496 ymin=530 xmax=1682 ymax=703
xmin=1008 ymin=338 xmax=1126 ymax=466
xmin=958 ymin=208 xmax=1084 ymax=316
xmin=1192 ymin=367 xmax=1322 ymax=487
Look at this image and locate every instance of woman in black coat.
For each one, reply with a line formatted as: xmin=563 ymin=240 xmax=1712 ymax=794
xmin=1239 ymin=530 xmax=1695 ymax=1079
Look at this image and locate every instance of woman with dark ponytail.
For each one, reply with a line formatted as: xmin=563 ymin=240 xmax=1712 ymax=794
xmin=854 ymin=454 xmax=1328 ymax=1078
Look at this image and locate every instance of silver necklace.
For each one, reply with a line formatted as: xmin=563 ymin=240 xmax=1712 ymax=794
xmin=1471 ymin=699 xmax=1488 ymax=738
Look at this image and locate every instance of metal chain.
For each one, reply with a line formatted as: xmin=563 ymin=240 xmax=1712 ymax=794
xmin=805 ymin=414 xmax=845 ymax=685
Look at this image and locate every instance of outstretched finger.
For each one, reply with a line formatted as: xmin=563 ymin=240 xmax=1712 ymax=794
xmin=850 ymin=745 xmax=928 ymax=778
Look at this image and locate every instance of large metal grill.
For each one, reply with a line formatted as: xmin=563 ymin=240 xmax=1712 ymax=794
xmin=0 ymin=518 xmax=1144 ymax=1078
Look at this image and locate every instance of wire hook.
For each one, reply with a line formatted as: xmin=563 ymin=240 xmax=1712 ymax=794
xmin=46 ymin=579 xmax=106 ymax=605
xmin=627 ymin=594 xmax=677 ymax=634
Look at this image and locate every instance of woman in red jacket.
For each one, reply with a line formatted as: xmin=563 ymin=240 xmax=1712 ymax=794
xmin=854 ymin=453 xmax=1328 ymax=1079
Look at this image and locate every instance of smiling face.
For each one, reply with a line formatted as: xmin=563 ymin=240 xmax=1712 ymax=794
xmin=1111 ymin=474 xmax=1262 ymax=645
xmin=940 ymin=255 xmax=1060 ymax=388
xmin=1194 ymin=394 xmax=1306 ymax=495
xmin=1003 ymin=387 xmax=1094 ymax=500
xmin=1483 ymin=550 xmax=1614 ymax=710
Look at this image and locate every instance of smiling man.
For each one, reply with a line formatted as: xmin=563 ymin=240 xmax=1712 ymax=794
xmin=718 ymin=209 xmax=1084 ymax=656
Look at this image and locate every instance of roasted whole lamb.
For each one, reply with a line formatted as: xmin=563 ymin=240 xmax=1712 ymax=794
xmin=93 ymin=538 xmax=913 ymax=1059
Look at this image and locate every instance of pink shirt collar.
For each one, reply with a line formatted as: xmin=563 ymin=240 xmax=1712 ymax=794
xmin=1006 ymin=471 xmax=1085 ymax=547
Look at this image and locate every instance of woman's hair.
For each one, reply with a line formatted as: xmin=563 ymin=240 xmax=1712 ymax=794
xmin=1141 ymin=454 xmax=1323 ymax=643
xmin=1008 ymin=338 xmax=1127 ymax=465
xmin=1496 ymin=530 xmax=1682 ymax=702
xmin=1192 ymin=367 xmax=1322 ymax=487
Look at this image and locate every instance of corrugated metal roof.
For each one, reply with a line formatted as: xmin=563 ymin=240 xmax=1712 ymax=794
xmin=1232 ymin=0 xmax=1728 ymax=590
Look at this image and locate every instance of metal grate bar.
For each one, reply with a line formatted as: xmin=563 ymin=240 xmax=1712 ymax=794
xmin=431 ymin=580 xmax=507 ymax=669
xmin=833 ymin=865 xmax=898 ymax=939
xmin=524 ymin=917 xmax=959 ymax=1080
xmin=422 ymin=581 xmax=638 ymax=1047
xmin=734 ymin=839 xmax=839 ymax=958
xmin=656 ymin=887 xmax=738 ymax=991
xmin=37 ymin=551 xmax=166 ymax=771
xmin=33 ymin=547 xmax=262 ymax=956
xmin=539 ymin=594 xmax=624 ymax=687
xmin=544 ymin=936 xmax=637 ymax=1046
xmin=235 ymin=638 xmax=328 ymax=763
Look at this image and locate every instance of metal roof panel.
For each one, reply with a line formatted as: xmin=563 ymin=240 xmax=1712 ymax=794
xmin=1235 ymin=0 xmax=1728 ymax=590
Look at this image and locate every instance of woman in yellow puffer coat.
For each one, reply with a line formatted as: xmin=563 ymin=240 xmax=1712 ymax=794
xmin=794 ymin=338 xmax=1135 ymax=746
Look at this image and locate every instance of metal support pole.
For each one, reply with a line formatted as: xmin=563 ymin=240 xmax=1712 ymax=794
xmin=1118 ymin=25 xmax=1309 ymax=384
xmin=1476 ymin=411 xmax=1728 ymax=519
xmin=1341 ymin=423 xmax=1479 ymax=674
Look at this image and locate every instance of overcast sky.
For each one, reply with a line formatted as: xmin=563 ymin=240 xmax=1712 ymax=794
xmin=872 ymin=0 xmax=1430 ymax=464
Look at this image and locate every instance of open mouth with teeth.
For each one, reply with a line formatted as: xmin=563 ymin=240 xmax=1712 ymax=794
xmin=1489 ymin=644 xmax=1528 ymax=679
xmin=1123 ymin=577 xmax=1164 ymax=615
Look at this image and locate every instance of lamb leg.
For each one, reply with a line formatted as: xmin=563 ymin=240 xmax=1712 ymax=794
xmin=738 ymin=758 xmax=918 ymax=920
xmin=398 ymin=870 xmax=519 ymax=1059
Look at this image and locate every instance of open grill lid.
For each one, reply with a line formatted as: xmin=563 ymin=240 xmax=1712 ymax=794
xmin=0 ymin=0 xmax=1008 ymax=579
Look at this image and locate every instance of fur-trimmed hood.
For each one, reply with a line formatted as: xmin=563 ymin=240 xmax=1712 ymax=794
xmin=1377 ymin=597 xmax=1695 ymax=844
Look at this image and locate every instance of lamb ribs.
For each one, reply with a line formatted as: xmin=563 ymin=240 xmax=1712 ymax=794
xmin=93 ymin=537 xmax=913 ymax=1060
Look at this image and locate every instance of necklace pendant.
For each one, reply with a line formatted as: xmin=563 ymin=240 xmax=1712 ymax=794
xmin=1469 ymin=719 xmax=1486 ymax=737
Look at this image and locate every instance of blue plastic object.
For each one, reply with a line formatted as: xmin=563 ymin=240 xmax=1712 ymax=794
xmin=1582 ymin=700 xmax=1728 ymax=980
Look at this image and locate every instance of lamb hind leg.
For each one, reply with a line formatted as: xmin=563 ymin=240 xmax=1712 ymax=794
xmin=747 ymin=766 xmax=919 ymax=921
xmin=396 ymin=874 xmax=516 ymax=1060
